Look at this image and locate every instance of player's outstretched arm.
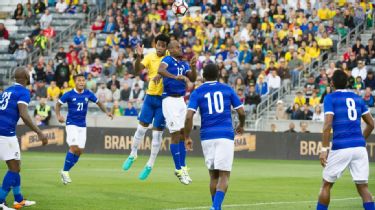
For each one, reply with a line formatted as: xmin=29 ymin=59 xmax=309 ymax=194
xmin=186 ymin=56 xmax=197 ymax=82
xmin=55 ymin=102 xmax=65 ymax=123
xmin=184 ymin=110 xmax=195 ymax=151
xmin=235 ymin=107 xmax=245 ymax=135
xmin=134 ymin=44 xmax=145 ymax=75
xmin=97 ymin=102 xmax=113 ymax=119
xmin=362 ymin=113 xmax=374 ymax=139
xmin=158 ymin=63 xmax=180 ymax=80
xmin=320 ymin=114 xmax=333 ymax=167
xmin=18 ymin=103 xmax=48 ymax=145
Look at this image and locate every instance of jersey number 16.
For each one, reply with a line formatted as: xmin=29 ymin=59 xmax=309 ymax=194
xmin=204 ymin=91 xmax=224 ymax=114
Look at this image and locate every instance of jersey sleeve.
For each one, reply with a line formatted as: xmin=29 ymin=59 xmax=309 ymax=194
xmin=58 ymin=92 xmax=69 ymax=104
xmin=323 ymin=94 xmax=334 ymax=115
xmin=17 ymin=89 xmax=30 ymax=105
xmin=141 ymin=54 xmax=151 ymax=69
xmin=88 ymin=91 xmax=99 ymax=103
xmin=161 ymin=56 xmax=170 ymax=67
xmin=187 ymin=90 xmax=199 ymax=112
xmin=183 ymin=62 xmax=191 ymax=75
xmin=230 ymin=88 xmax=243 ymax=109
xmin=361 ymin=98 xmax=370 ymax=116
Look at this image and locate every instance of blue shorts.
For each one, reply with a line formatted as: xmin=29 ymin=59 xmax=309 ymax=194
xmin=138 ymin=94 xmax=165 ymax=129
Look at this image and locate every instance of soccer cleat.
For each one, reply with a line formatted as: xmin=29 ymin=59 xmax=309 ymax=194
xmin=138 ymin=165 xmax=152 ymax=180
xmin=0 ymin=203 xmax=15 ymax=210
xmin=174 ymin=169 xmax=189 ymax=185
xmin=13 ymin=200 xmax=36 ymax=209
xmin=182 ymin=166 xmax=192 ymax=183
xmin=122 ymin=155 xmax=136 ymax=171
xmin=60 ymin=170 xmax=72 ymax=185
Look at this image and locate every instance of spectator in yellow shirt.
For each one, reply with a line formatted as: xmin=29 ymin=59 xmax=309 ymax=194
xmin=309 ymin=92 xmax=321 ymax=107
xmin=318 ymin=3 xmax=332 ymax=21
xmin=294 ymin=91 xmax=306 ymax=106
xmin=307 ymin=40 xmax=321 ymax=59
xmin=105 ymin=33 xmax=119 ymax=47
xmin=47 ymin=81 xmax=61 ymax=101
xmin=298 ymin=48 xmax=311 ymax=65
xmin=285 ymin=45 xmax=296 ymax=62
xmin=192 ymin=39 xmax=203 ymax=55
xmin=317 ymin=32 xmax=333 ymax=50
xmin=147 ymin=8 xmax=161 ymax=22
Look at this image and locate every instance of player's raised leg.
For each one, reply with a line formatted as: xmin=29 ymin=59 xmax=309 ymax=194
xmin=209 ymin=170 xmax=219 ymax=203
xmin=316 ymin=181 xmax=333 ymax=210
xmin=356 ymin=184 xmax=375 ymax=210
xmin=179 ymin=130 xmax=192 ymax=183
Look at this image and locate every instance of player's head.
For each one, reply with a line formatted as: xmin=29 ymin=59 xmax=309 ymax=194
xmin=203 ymin=64 xmax=219 ymax=81
xmin=14 ymin=66 xmax=30 ymax=86
xmin=168 ymin=40 xmax=182 ymax=58
xmin=331 ymin=70 xmax=348 ymax=90
xmin=155 ymin=34 xmax=170 ymax=57
xmin=74 ymin=74 xmax=86 ymax=91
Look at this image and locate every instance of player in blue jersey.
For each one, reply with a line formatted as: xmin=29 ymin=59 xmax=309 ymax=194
xmin=184 ymin=64 xmax=245 ymax=210
xmin=55 ymin=74 xmax=113 ymax=185
xmin=317 ymin=70 xmax=375 ymax=210
xmin=157 ymin=40 xmax=197 ymax=185
xmin=0 ymin=67 xmax=48 ymax=210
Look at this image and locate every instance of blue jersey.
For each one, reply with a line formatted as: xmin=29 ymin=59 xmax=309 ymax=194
xmin=0 ymin=84 xmax=30 ymax=137
xmin=161 ymin=56 xmax=191 ymax=96
xmin=324 ymin=90 xmax=369 ymax=150
xmin=188 ymin=81 xmax=243 ymax=141
xmin=58 ymin=89 xmax=98 ymax=127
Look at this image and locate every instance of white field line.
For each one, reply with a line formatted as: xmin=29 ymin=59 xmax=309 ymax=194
xmin=164 ymin=197 xmax=371 ymax=210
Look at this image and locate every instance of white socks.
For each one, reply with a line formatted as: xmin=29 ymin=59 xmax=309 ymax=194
xmin=130 ymin=124 xmax=148 ymax=157
xmin=147 ymin=130 xmax=163 ymax=167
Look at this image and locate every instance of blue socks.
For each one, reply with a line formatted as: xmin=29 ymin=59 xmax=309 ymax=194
xmin=212 ymin=191 xmax=225 ymax=210
xmin=63 ymin=151 xmax=80 ymax=171
xmin=170 ymin=144 xmax=181 ymax=170
xmin=316 ymin=202 xmax=328 ymax=210
xmin=179 ymin=141 xmax=186 ymax=167
xmin=364 ymin=202 xmax=375 ymax=210
xmin=0 ymin=171 xmax=22 ymax=204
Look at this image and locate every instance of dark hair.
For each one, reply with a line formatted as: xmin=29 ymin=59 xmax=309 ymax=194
xmin=155 ymin=34 xmax=170 ymax=45
xmin=73 ymin=74 xmax=85 ymax=80
xmin=331 ymin=70 xmax=348 ymax=89
xmin=203 ymin=64 xmax=219 ymax=81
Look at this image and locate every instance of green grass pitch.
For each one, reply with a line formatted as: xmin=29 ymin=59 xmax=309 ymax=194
xmin=0 ymin=152 xmax=374 ymax=210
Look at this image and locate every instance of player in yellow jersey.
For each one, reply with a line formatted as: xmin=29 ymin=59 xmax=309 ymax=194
xmin=122 ymin=34 xmax=170 ymax=180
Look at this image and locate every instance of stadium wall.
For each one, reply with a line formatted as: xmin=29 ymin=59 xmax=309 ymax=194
xmin=16 ymin=126 xmax=375 ymax=162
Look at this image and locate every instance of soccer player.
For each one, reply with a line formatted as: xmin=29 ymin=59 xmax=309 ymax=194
xmin=184 ymin=64 xmax=245 ymax=210
xmin=158 ymin=40 xmax=197 ymax=185
xmin=317 ymin=70 xmax=375 ymax=210
xmin=0 ymin=67 xmax=48 ymax=210
xmin=122 ymin=34 xmax=170 ymax=180
xmin=56 ymin=74 xmax=113 ymax=185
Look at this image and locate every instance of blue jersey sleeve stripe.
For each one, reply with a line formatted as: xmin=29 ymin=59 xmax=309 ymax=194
xmin=187 ymin=108 xmax=197 ymax=112
xmin=17 ymin=101 xmax=28 ymax=105
xmin=362 ymin=110 xmax=370 ymax=116
xmin=324 ymin=111 xmax=334 ymax=115
xmin=234 ymin=104 xmax=244 ymax=110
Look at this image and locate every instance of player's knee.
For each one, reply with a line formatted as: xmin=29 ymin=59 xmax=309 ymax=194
xmin=139 ymin=121 xmax=149 ymax=128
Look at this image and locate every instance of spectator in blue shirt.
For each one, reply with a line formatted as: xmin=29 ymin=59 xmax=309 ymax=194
xmin=124 ymin=102 xmax=138 ymax=116
xmin=364 ymin=87 xmax=375 ymax=107
xmin=73 ymin=30 xmax=86 ymax=50
xmin=103 ymin=16 xmax=116 ymax=34
xmin=255 ymin=75 xmax=268 ymax=99
xmin=238 ymin=44 xmax=252 ymax=66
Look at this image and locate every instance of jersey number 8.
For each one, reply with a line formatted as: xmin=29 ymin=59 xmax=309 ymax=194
xmin=204 ymin=91 xmax=224 ymax=114
xmin=346 ymin=98 xmax=357 ymax=121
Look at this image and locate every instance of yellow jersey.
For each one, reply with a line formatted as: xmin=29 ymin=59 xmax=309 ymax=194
xmin=142 ymin=52 xmax=165 ymax=96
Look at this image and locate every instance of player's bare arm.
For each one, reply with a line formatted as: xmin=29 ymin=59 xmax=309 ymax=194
xmin=134 ymin=44 xmax=145 ymax=75
xmin=184 ymin=110 xmax=195 ymax=151
xmin=97 ymin=102 xmax=113 ymax=119
xmin=18 ymin=103 xmax=48 ymax=145
xmin=186 ymin=56 xmax=197 ymax=82
xmin=320 ymin=114 xmax=333 ymax=167
xmin=55 ymin=101 xmax=65 ymax=123
xmin=158 ymin=62 xmax=184 ymax=80
xmin=362 ymin=113 xmax=374 ymax=139
xmin=235 ymin=107 xmax=245 ymax=135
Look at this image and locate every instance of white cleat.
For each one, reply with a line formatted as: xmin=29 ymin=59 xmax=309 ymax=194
xmin=182 ymin=166 xmax=192 ymax=183
xmin=0 ymin=203 xmax=15 ymax=210
xmin=60 ymin=170 xmax=72 ymax=185
xmin=13 ymin=200 xmax=36 ymax=209
xmin=175 ymin=169 xmax=190 ymax=185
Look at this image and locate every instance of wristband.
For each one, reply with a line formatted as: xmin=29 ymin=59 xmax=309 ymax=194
xmin=321 ymin=147 xmax=329 ymax=152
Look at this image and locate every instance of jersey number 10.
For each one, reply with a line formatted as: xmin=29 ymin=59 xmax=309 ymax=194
xmin=204 ymin=92 xmax=224 ymax=114
xmin=346 ymin=98 xmax=357 ymax=121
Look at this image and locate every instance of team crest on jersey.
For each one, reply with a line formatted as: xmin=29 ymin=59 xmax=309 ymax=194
xmin=73 ymin=98 xmax=77 ymax=101
xmin=85 ymin=97 xmax=88 ymax=102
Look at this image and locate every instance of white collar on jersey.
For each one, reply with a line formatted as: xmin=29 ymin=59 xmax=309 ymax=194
xmin=74 ymin=88 xmax=84 ymax=94
xmin=204 ymin=81 xmax=217 ymax=84
xmin=170 ymin=56 xmax=179 ymax=62
xmin=14 ymin=82 xmax=23 ymax=86
xmin=335 ymin=89 xmax=349 ymax=92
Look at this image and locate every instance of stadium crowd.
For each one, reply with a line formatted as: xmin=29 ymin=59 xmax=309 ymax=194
xmin=2 ymin=0 xmax=374 ymax=118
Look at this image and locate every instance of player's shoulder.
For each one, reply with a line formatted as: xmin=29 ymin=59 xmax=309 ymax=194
xmin=8 ymin=84 xmax=29 ymax=95
xmin=161 ymin=55 xmax=173 ymax=63
xmin=144 ymin=52 xmax=158 ymax=60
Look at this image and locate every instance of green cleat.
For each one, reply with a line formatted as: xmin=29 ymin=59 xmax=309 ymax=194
xmin=138 ymin=165 xmax=152 ymax=180
xmin=122 ymin=156 xmax=136 ymax=171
